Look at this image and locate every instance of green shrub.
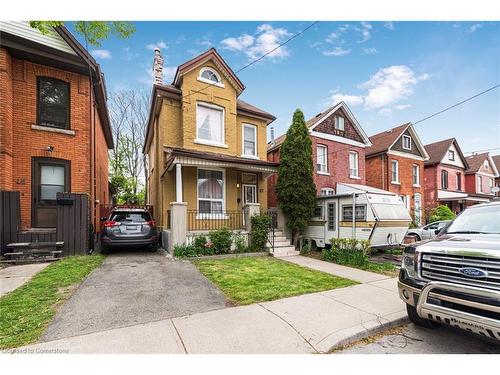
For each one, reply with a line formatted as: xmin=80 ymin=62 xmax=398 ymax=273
xmin=233 ymin=232 xmax=248 ymax=253
xmin=322 ymin=238 xmax=371 ymax=267
xmin=209 ymin=227 xmax=233 ymax=254
xmin=250 ymin=214 xmax=272 ymax=252
xmin=193 ymin=235 xmax=215 ymax=256
xmin=429 ymin=205 xmax=456 ymax=223
xmin=173 ymin=243 xmax=198 ymax=258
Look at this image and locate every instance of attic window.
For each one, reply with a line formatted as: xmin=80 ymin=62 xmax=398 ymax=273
xmin=334 ymin=116 xmax=345 ymax=131
xmin=402 ymin=135 xmax=412 ymax=150
xmin=198 ymin=67 xmax=223 ymax=87
xmin=448 ymin=150 xmax=455 ymax=161
xmin=484 ymin=161 xmax=489 ymax=170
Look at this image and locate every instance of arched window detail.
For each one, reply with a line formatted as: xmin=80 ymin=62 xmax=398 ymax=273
xmin=198 ymin=67 xmax=224 ymax=87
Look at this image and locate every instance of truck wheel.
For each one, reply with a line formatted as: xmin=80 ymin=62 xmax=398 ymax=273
xmin=406 ymin=304 xmax=439 ymax=328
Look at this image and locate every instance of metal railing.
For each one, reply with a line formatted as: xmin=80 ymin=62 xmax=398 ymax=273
xmin=187 ymin=210 xmax=245 ymax=231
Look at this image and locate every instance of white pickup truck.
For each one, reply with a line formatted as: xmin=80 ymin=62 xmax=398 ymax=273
xmin=398 ymin=201 xmax=500 ymax=341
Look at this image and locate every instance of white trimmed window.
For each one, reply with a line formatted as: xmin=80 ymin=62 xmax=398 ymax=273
xmin=196 ymin=103 xmax=225 ymax=147
xmin=197 ymin=169 xmax=224 ymax=214
xmin=484 ymin=161 xmax=489 ymax=170
xmin=242 ymin=124 xmax=257 ymax=157
xmin=402 ymin=135 xmax=412 ymax=150
xmin=349 ymin=151 xmax=359 ymax=178
xmin=320 ymin=187 xmax=335 ymax=196
xmin=317 ymin=145 xmax=328 ymax=173
xmin=477 ymin=175 xmax=482 ymax=193
xmin=412 ymin=164 xmax=420 ymax=186
xmin=448 ymin=150 xmax=455 ymax=161
xmin=334 ymin=116 xmax=345 ymax=131
xmin=391 ymin=160 xmax=399 ymax=183
xmin=198 ymin=67 xmax=223 ymax=87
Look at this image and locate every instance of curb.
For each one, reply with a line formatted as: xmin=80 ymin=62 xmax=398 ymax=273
xmin=320 ymin=312 xmax=410 ymax=353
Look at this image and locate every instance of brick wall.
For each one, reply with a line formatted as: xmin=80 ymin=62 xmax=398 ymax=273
xmin=0 ymin=49 xmax=110 ymax=229
xmin=0 ymin=48 xmax=14 ymax=190
xmin=465 ymin=173 xmax=495 ymax=195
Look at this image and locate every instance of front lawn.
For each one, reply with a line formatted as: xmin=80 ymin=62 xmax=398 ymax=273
xmin=0 ymin=255 xmax=105 ymax=349
xmin=193 ymin=256 xmax=357 ymax=305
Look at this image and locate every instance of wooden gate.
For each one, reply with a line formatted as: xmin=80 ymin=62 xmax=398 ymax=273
xmin=0 ymin=191 xmax=21 ymax=255
xmin=56 ymin=192 xmax=90 ymax=256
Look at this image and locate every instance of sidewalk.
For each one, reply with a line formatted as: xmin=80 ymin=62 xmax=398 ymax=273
xmin=0 ymin=263 xmax=50 ymax=297
xmin=17 ymin=256 xmax=407 ymax=354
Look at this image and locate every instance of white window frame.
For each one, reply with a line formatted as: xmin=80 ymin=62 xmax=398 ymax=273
xmin=334 ymin=116 xmax=345 ymax=131
xmin=241 ymin=123 xmax=258 ymax=159
xmin=391 ymin=160 xmax=400 ymax=184
xmin=349 ymin=151 xmax=360 ymax=179
xmin=484 ymin=161 xmax=489 ymax=170
xmin=316 ymin=145 xmax=329 ymax=175
xmin=477 ymin=175 xmax=482 ymax=193
xmin=196 ymin=167 xmax=226 ymax=219
xmin=195 ymin=102 xmax=227 ymax=148
xmin=197 ymin=67 xmax=224 ymax=88
xmin=448 ymin=150 xmax=455 ymax=161
xmin=402 ymin=135 xmax=412 ymax=150
xmin=320 ymin=187 xmax=335 ymax=196
xmin=412 ymin=164 xmax=420 ymax=187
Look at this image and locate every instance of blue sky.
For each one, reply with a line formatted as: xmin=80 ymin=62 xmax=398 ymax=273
xmin=69 ymin=21 xmax=500 ymax=154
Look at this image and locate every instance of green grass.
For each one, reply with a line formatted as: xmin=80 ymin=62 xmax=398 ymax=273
xmin=357 ymin=262 xmax=398 ymax=277
xmin=193 ymin=256 xmax=357 ymax=305
xmin=0 ymin=255 xmax=105 ymax=349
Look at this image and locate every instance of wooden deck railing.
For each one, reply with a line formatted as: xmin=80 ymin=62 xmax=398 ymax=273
xmin=187 ymin=210 xmax=245 ymax=231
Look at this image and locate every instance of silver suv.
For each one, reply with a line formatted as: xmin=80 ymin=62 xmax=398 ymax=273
xmin=398 ymin=201 xmax=500 ymax=341
xmin=406 ymin=220 xmax=451 ymax=241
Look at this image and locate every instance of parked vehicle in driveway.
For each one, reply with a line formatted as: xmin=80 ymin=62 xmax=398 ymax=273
xmin=406 ymin=220 xmax=451 ymax=241
xmin=398 ymin=201 xmax=500 ymax=341
xmin=100 ymin=208 xmax=159 ymax=253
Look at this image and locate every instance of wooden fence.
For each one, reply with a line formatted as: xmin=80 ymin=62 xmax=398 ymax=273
xmin=0 ymin=191 xmax=90 ymax=256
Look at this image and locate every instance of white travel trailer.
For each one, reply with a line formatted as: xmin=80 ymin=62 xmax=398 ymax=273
xmin=305 ymin=183 xmax=412 ymax=248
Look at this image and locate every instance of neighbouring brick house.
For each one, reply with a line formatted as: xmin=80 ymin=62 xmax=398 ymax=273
xmin=267 ymin=101 xmax=372 ymax=208
xmin=365 ymin=123 xmax=429 ymax=225
xmin=0 ymin=22 xmax=113 ymax=230
xmin=423 ymin=138 xmax=469 ymax=216
xmin=464 ymin=152 xmax=499 ymax=205
xmin=492 ymin=154 xmax=500 ymax=197
xmin=143 ymin=48 xmax=278 ymax=249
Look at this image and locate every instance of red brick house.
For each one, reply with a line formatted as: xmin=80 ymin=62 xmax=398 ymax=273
xmin=365 ymin=123 xmax=429 ymax=225
xmin=0 ymin=22 xmax=113 ymax=229
xmin=492 ymin=154 xmax=500 ymax=197
xmin=423 ymin=138 xmax=469 ymax=216
xmin=464 ymin=152 xmax=499 ymax=205
xmin=267 ymin=101 xmax=372 ymax=208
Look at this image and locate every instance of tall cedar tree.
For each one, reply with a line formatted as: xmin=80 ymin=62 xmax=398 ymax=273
xmin=276 ymin=109 xmax=317 ymax=246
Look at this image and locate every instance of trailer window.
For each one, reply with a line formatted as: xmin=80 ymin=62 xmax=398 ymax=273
xmin=328 ymin=203 xmax=336 ymax=231
xmin=342 ymin=205 xmax=366 ymax=221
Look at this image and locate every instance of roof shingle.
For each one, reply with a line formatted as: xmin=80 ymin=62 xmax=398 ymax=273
xmin=366 ymin=123 xmax=410 ymax=157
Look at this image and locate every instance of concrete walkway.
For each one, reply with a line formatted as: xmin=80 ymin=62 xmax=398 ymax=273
xmin=19 ymin=256 xmax=407 ymax=354
xmin=0 ymin=263 xmax=50 ymax=297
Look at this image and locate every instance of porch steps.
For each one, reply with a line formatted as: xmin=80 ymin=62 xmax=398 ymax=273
xmin=268 ymin=230 xmax=300 ymax=258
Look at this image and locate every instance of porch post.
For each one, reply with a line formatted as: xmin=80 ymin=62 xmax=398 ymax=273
xmin=244 ymin=203 xmax=260 ymax=232
xmin=169 ymin=201 xmax=187 ymax=252
xmin=175 ymin=163 xmax=183 ymax=202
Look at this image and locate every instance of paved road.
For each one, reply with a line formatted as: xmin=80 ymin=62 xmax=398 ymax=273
xmin=338 ymin=323 xmax=500 ymax=354
xmin=41 ymin=250 xmax=229 ymax=342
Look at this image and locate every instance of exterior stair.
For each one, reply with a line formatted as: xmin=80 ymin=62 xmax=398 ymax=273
xmin=267 ymin=229 xmax=299 ymax=257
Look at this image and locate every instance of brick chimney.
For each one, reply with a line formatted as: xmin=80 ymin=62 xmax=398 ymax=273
xmin=153 ymin=47 xmax=164 ymax=85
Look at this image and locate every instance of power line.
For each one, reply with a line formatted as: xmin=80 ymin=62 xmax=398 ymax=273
xmin=464 ymin=147 xmax=500 ymax=154
xmin=182 ymin=21 xmax=320 ymax=100
xmin=413 ymin=83 xmax=500 ymax=125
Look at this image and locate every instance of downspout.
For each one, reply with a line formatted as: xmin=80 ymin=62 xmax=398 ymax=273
xmin=352 ymin=192 xmax=356 ymax=239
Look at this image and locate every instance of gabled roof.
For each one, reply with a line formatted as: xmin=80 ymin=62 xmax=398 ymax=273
xmin=267 ymin=101 xmax=371 ymax=152
xmin=465 ymin=152 xmax=499 ymax=176
xmin=423 ymin=138 xmax=469 ymax=169
xmin=172 ymin=48 xmax=245 ymax=95
xmin=366 ymin=123 xmax=429 ymax=159
xmin=492 ymin=155 xmax=500 ymax=175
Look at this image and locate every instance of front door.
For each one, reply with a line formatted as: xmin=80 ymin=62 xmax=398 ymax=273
xmin=32 ymin=158 xmax=70 ymax=228
xmin=242 ymin=184 xmax=257 ymax=205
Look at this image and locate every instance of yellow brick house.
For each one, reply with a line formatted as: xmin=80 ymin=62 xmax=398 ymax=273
xmin=143 ymin=48 xmax=278 ymax=248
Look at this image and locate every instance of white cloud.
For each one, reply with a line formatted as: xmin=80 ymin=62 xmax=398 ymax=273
xmin=331 ymin=93 xmax=364 ymax=106
xmin=323 ymin=47 xmax=351 ymax=57
xmin=146 ymin=41 xmax=167 ymax=50
xmin=220 ymin=24 xmax=292 ymax=61
xmin=138 ymin=65 xmax=177 ymax=85
xmin=91 ymin=49 xmax=111 ymax=59
xmin=363 ymin=47 xmax=378 ymax=55
xmin=384 ymin=22 xmax=395 ymax=30
xmin=328 ymin=65 xmax=428 ymax=113
xmin=356 ymin=21 xmax=372 ymax=42
xmin=467 ymin=23 xmax=483 ymax=33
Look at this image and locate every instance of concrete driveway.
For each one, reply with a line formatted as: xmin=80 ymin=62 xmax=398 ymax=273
xmin=41 ymin=251 xmax=229 ymax=342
